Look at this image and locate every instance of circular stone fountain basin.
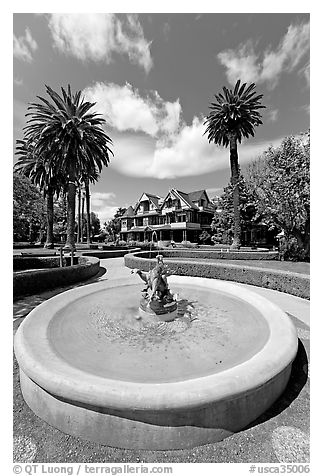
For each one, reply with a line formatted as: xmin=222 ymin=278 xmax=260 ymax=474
xmin=14 ymin=276 xmax=298 ymax=450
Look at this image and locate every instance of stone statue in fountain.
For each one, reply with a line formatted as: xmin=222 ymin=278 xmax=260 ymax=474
xmin=131 ymin=255 xmax=178 ymax=320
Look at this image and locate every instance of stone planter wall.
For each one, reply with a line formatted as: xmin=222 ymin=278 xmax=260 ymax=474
xmin=13 ymin=256 xmax=100 ymax=298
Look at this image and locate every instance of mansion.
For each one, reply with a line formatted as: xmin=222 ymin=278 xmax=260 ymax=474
xmin=120 ymin=189 xmax=215 ymax=243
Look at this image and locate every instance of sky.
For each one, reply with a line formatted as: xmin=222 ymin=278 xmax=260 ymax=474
xmin=13 ymin=12 xmax=310 ymax=224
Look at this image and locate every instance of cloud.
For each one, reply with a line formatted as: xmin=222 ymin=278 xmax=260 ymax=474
xmin=267 ymin=109 xmax=279 ymax=122
xmin=206 ymin=187 xmax=224 ymax=198
xmin=218 ymin=22 xmax=310 ymax=88
xmin=84 ymin=81 xmax=282 ymax=179
xmin=300 ymin=104 xmax=310 ymax=115
xmin=218 ymin=40 xmax=261 ymax=85
xmin=91 ymin=192 xmax=118 ymax=223
xmin=47 ymin=13 xmax=153 ymax=72
xmin=13 ymin=99 xmax=28 ymax=145
xmin=299 ymin=62 xmax=310 ymax=87
xmin=13 ymin=28 xmax=38 ymax=62
xmin=84 ymin=82 xmax=182 ymax=140
xmin=111 ymin=117 xmax=283 ymax=179
xmin=163 ymin=22 xmax=170 ymax=41
xmin=14 ymin=77 xmax=23 ymax=87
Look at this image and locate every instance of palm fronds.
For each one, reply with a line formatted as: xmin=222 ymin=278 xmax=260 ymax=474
xmin=204 ymin=80 xmax=265 ymax=146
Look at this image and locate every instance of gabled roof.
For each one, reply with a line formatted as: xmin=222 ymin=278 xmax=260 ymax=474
xmin=160 ymin=189 xmax=199 ymax=210
xmin=145 ymin=193 xmax=160 ymax=209
xmin=188 ymin=189 xmax=210 ymax=203
xmin=134 ymin=192 xmax=161 ymax=212
xmin=175 ymin=190 xmax=199 ymax=209
xmin=121 ymin=206 xmax=135 ymax=218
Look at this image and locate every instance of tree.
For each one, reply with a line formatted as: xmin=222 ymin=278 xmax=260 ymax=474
xmin=211 ymin=173 xmax=259 ymax=245
xmin=204 ymin=80 xmax=265 ymax=248
xmin=199 ymin=230 xmax=211 ymax=244
xmin=80 ymin=166 xmax=100 ymax=244
xmin=245 ymin=131 xmax=310 ymax=260
xmin=22 ymin=84 xmax=113 ymax=250
xmin=89 ymin=212 xmax=101 ymax=239
xmin=13 ymin=172 xmax=46 ymax=242
xmin=103 ymin=208 xmax=126 ymax=242
xmin=14 ymin=140 xmax=65 ymax=248
xmin=53 ymin=193 xmax=68 ymax=242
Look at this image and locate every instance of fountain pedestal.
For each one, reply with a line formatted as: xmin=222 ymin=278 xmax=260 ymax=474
xmin=139 ymin=297 xmax=178 ymax=321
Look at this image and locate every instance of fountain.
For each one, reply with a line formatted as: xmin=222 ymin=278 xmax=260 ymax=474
xmin=14 ymin=254 xmax=298 ymax=450
xmin=132 ymin=254 xmax=178 ymax=321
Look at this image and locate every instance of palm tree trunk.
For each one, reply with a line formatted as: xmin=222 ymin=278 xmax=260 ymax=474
xmin=81 ymin=191 xmax=85 ymax=243
xmin=229 ymin=133 xmax=241 ymax=249
xmin=77 ymin=186 xmax=81 ymax=243
xmin=64 ymin=174 xmax=77 ymax=251
xmin=85 ymin=179 xmax=91 ymax=244
xmin=44 ymin=188 xmax=54 ymax=249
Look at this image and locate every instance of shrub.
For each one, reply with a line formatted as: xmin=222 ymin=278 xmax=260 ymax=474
xmin=282 ymin=236 xmax=310 ymax=262
xmin=124 ymin=251 xmax=309 ymax=299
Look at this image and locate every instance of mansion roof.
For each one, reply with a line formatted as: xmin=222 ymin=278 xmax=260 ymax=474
xmin=121 ymin=188 xmax=214 ymax=218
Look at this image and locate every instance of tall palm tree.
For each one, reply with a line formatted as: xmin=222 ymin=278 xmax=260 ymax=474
xmin=81 ymin=166 xmax=100 ymax=245
xmin=22 ymin=84 xmax=113 ymax=250
xmin=14 ymin=140 xmax=64 ymax=248
xmin=76 ymin=182 xmax=82 ymax=243
xmin=204 ymin=80 xmax=265 ymax=248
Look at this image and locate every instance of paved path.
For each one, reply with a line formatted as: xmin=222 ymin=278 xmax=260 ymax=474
xmin=13 ymin=256 xmax=310 ymax=464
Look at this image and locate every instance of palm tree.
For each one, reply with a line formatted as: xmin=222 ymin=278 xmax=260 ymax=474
xmin=22 ymin=85 xmax=113 ymax=250
xmin=80 ymin=166 xmax=100 ymax=245
xmin=76 ymin=182 xmax=82 ymax=243
xmin=204 ymin=80 xmax=265 ymax=248
xmin=14 ymin=140 xmax=64 ymax=248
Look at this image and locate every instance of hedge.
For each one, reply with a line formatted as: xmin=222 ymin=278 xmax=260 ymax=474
xmin=13 ymin=243 xmax=43 ymax=250
xmin=124 ymin=251 xmax=309 ymax=300
xmin=13 ymin=255 xmax=78 ymax=271
xmin=13 ymin=256 xmax=100 ymax=298
xmin=81 ymin=248 xmax=141 ymax=259
xmin=126 ymin=249 xmax=279 ymax=261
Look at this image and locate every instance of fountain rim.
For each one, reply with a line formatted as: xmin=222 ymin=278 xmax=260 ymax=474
xmin=14 ymin=276 xmax=298 ymax=411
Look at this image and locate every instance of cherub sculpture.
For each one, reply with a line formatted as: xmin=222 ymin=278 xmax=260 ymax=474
xmin=131 ymin=255 xmax=174 ymax=304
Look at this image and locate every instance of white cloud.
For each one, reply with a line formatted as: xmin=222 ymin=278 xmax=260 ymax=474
xmin=47 ymin=13 xmax=153 ymax=72
xmin=13 ymin=28 xmax=38 ymax=62
xmin=84 ymin=82 xmax=182 ymax=139
xmin=206 ymin=187 xmax=224 ymax=197
xmin=13 ymin=99 xmax=28 ymax=144
xmin=268 ymin=109 xmax=279 ymax=122
xmin=163 ymin=22 xmax=170 ymax=41
xmin=299 ymin=62 xmax=310 ymax=87
xmin=84 ymin=81 xmax=282 ymax=179
xmin=218 ymin=22 xmax=310 ymax=88
xmin=218 ymin=40 xmax=261 ymax=85
xmin=111 ymin=117 xmax=283 ymax=179
xmin=14 ymin=77 xmax=23 ymax=87
xmin=91 ymin=192 xmax=118 ymax=224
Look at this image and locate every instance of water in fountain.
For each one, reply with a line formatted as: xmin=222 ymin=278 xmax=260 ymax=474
xmin=49 ymin=281 xmax=270 ymax=383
